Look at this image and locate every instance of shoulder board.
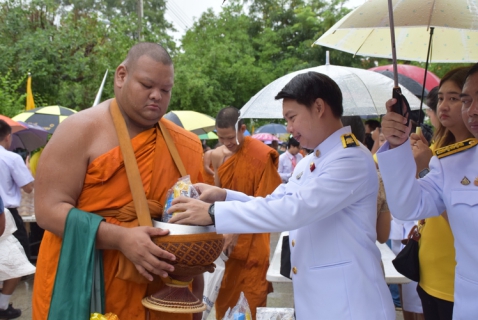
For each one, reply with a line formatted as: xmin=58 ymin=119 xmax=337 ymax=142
xmin=435 ymin=138 xmax=478 ymax=159
xmin=341 ymin=133 xmax=359 ymax=148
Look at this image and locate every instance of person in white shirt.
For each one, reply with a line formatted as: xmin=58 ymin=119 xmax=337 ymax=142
xmin=278 ymin=137 xmax=303 ymax=182
xmin=168 ymin=71 xmax=395 ymax=320
xmin=0 ymin=120 xmax=34 ymax=260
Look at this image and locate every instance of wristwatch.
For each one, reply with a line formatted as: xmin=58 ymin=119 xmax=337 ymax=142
xmin=418 ymin=168 xmax=430 ymax=178
xmin=208 ymin=203 xmax=215 ymax=226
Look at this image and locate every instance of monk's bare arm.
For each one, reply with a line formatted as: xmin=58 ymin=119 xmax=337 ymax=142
xmin=35 ymin=105 xmax=175 ymax=280
xmin=203 ymin=150 xmax=214 ymax=176
xmin=211 ymin=149 xmax=222 ymax=187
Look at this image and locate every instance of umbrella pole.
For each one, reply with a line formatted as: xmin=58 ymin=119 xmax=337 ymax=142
xmin=387 ymin=0 xmax=399 ymax=88
xmin=418 ymin=27 xmax=435 ymax=127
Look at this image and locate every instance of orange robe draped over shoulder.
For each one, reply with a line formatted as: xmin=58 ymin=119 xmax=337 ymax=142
xmin=33 ymin=119 xmax=204 ymax=320
xmin=215 ymin=137 xmax=282 ymax=320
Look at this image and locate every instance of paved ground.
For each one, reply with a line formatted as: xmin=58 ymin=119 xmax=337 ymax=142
xmin=11 ymin=232 xmax=404 ymax=319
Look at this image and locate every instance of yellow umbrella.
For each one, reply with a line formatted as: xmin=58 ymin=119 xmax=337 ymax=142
xmin=315 ymin=0 xmax=478 ymax=63
xmin=163 ymin=110 xmax=216 ymax=135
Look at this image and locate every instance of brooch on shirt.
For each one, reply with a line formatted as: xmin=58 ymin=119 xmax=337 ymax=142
xmin=296 ymin=172 xmax=303 ymax=180
xmin=461 ymin=177 xmax=470 ymax=185
xmin=310 ymin=162 xmax=316 ymax=172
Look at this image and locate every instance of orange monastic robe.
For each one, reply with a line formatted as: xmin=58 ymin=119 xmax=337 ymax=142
xmin=215 ymin=136 xmax=282 ymax=320
xmin=32 ymin=119 xmax=203 ymax=320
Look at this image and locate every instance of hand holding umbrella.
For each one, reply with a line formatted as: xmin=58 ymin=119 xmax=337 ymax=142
xmin=381 ymin=98 xmax=413 ymax=149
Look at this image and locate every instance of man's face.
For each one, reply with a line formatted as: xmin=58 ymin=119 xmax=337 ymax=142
xmin=288 ymin=145 xmax=300 ymax=155
xmin=116 ymin=55 xmax=174 ymax=129
xmin=216 ymin=125 xmax=245 ymax=153
xmin=283 ymin=99 xmax=324 ymax=149
xmin=461 ymin=73 xmax=478 ymax=138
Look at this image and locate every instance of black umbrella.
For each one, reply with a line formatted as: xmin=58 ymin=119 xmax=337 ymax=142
xmin=255 ymin=123 xmax=288 ymax=134
xmin=374 ymin=71 xmax=429 ymax=99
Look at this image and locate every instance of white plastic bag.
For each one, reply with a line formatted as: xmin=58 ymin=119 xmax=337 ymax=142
xmin=202 ymin=252 xmax=228 ymax=320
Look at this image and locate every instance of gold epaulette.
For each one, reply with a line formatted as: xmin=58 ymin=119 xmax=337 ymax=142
xmin=435 ymin=138 xmax=478 ymax=159
xmin=341 ymin=133 xmax=359 ymax=148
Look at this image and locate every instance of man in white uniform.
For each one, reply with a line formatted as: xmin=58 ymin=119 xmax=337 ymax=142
xmin=169 ymin=72 xmax=395 ymax=320
xmin=0 ymin=120 xmax=34 ymax=260
xmin=377 ymin=63 xmax=478 ymax=319
xmin=278 ymin=137 xmax=303 ymax=182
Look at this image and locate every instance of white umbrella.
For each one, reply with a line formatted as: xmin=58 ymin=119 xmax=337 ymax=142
xmin=314 ymin=0 xmax=478 ymax=63
xmin=239 ymin=64 xmax=426 ymax=119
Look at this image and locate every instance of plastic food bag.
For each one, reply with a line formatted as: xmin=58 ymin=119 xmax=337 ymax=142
xmin=221 ymin=292 xmax=252 ymax=320
xmin=256 ymin=308 xmax=295 ymax=320
xmin=201 ymin=252 xmax=228 ymax=320
xmin=162 ymin=175 xmax=199 ymax=222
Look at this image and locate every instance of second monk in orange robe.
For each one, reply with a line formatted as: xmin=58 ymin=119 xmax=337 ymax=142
xmin=211 ymin=107 xmax=282 ymax=319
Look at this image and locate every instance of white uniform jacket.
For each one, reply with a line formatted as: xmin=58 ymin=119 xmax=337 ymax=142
xmin=377 ymin=139 xmax=478 ymax=320
xmin=216 ymin=126 xmax=395 ymax=320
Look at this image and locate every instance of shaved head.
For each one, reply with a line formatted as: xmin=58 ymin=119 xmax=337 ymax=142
xmin=123 ymin=42 xmax=172 ymax=69
xmin=216 ymin=106 xmax=244 ymax=129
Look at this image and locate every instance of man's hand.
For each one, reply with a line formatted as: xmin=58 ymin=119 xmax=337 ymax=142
xmin=222 ymin=233 xmax=239 ymax=257
xmin=382 ymin=98 xmax=412 ymax=148
xmin=194 ymin=183 xmax=227 ymax=203
xmin=118 ymin=226 xmax=176 ymax=281
xmin=168 ymin=196 xmax=213 ymax=225
xmin=410 ymin=132 xmax=433 ymax=175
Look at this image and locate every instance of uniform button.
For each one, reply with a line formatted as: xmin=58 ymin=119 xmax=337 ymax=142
xmin=292 ymin=267 xmax=297 ymax=274
xmin=291 ymin=240 xmax=296 ymax=247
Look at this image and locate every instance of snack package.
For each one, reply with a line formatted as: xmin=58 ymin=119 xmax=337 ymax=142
xmin=162 ymin=175 xmax=199 ymax=222
xmin=256 ymin=308 xmax=295 ymax=320
xmin=222 ymin=292 xmax=252 ymax=320
xmin=90 ymin=312 xmax=119 ymax=320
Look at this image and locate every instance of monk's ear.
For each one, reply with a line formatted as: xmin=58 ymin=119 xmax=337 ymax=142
xmin=115 ymin=64 xmax=127 ymax=89
xmin=239 ymin=124 xmax=246 ymax=133
xmin=313 ymin=98 xmax=326 ymax=118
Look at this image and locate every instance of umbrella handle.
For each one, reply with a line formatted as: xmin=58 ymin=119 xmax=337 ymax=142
xmin=392 ymin=87 xmax=411 ymax=127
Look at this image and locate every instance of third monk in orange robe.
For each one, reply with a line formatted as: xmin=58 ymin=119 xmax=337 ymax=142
xmin=212 ymin=107 xmax=282 ymax=319
xmin=33 ymin=43 xmax=204 ymax=320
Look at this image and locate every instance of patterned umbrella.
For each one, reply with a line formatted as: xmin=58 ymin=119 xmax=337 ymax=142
xmin=252 ymin=133 xmax=279 ymax=142
xmin=373 ymin=70 xmax=429 ymax=98
xmin=0 ymin=115 xmax=26 ymax=133
xmin=13 ymin=106 xmax=77 ymax=133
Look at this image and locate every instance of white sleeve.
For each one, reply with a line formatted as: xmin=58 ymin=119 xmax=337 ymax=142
xmin=377 ymin=140 xmax=444 ymax=221
xmin=215 ymin=153 xmax=373 ymax=234
xmin=11 ymin=154 xmax=34 ymax=187
xmin=277 ymin=154 xmax=290 ymax=182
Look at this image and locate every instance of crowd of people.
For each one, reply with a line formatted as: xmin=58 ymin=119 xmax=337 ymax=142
xmin=1 ymin=41 xmax=477 ymax=320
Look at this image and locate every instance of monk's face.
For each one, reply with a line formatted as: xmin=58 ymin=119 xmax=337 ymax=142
xmin=115 ymin=55 xmax=174 ymax=129
xmin=216 ymin=125 xmax=245 ymax=153
xmin=461 ymin=72 xmax=478 ymax=139
xmin=283 ymin=98 xmax=325 ymax=149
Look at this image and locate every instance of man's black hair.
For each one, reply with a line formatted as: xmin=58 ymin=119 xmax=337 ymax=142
xmin=287 ymin=137 xmax=300 ymax=149
xmin=216 ymin=106 xmax=244 ymax=129
xmin=364 ymin=119 xmax=381 ymax=131
xmin=274 ymin=72 xmax=343 ymax=118
xmin=465 ymin=63 xmax=478 ymax=82
xmin=0 ymin=119 xmax=12 ymax=142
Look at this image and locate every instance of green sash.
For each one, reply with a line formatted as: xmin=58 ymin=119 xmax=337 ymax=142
xmin=48 ymin=208 xmax=105 ymax=319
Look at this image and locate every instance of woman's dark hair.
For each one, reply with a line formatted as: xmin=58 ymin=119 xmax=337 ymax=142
xmin=434 ymin=66 xmax=472 ymax=148
xmin=275 ymin=72 xmax=343 ymax=118
xmin=426 ymin=86 xmax=439 ymax=113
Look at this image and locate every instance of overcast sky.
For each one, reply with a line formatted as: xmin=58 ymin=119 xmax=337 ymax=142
xmin=165 ymin=0 xmax=367 ymax=41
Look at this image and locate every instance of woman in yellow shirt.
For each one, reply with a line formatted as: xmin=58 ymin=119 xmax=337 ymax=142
xmin=411 ymin=66 xmax=473 ymax=320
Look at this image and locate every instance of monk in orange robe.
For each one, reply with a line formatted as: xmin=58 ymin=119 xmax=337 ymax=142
xmin=33 ymin=43 xmax=204 ymax=320
xmin=211 ymin=107 xmax=282 ymax=320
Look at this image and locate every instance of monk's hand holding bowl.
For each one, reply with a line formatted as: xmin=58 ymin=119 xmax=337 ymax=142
xmin=168 ymin=196 xmax=213 ymax=225
xmin=382 ymin=98 xmax=412 ymax=149
xmin=194 ymin=183 xmax=227 ymax=203
xmin=118 ymin=226 xmax=176 ymax=281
